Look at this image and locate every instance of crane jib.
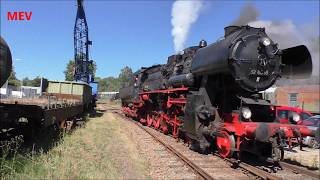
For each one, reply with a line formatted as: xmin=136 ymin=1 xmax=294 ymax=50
xmin=74 ymin=0 xmax=94 ymax=83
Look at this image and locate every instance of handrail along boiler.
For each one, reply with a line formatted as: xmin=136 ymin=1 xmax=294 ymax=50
xmin=119 ymin=26 xmax=318 ymax=163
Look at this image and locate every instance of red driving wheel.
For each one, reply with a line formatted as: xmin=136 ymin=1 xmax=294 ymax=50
xmin=147 ymin=114 xmax=153 ymax=127
xmin=153 ymin=115 xmax=161 ymax=129
xmin=216 ymin=130 xmax=235 ymax=158
xmin=139 ymin=118 xmax=146 ymax=125
xmin=172 ymin=115 xmax=180 ymax=138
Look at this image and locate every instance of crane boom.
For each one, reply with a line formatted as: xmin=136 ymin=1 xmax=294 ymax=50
xmin=74 ymin=0 xmax=93 ymax=83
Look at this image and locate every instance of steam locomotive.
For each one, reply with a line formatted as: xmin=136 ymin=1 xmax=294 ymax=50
xmin=120 ymin=26 xmax=318 ymax=164
xmin=0 ymin=37 xmax=12 ymax=87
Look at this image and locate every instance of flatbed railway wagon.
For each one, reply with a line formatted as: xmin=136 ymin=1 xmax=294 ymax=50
xmin=0 ymin=80 xmax=94 ymax=138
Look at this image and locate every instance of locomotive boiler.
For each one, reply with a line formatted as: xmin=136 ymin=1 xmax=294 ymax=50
xmin=0 ymin=37 xmax=12 ymax=87
xmin=119 ymin=26 xmax=317 ymax=164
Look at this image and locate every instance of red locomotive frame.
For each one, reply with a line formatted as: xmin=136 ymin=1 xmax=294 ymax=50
xmin=122 ymin=87 xmax=316 ymax=160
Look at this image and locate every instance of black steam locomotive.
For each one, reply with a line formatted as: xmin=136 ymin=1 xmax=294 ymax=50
xmin=0 ymin=37 xmax=12 ymax=87
xmin=120 ymin=26 xmax=316 ymax=162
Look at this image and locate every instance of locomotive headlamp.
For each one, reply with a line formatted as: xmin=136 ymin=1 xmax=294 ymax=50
xmin=262 ymin=37 xmax=271 ymax=46
xmin=241 ymin=107 xmax=252 ymax=119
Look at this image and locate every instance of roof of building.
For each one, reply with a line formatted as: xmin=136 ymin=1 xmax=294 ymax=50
xmin=276 ymin=85 xmax=320 ymax=93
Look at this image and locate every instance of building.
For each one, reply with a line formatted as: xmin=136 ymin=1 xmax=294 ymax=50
xmin=274 ymin=85 xmax=319 ymax=113
xmin=98 ymin=92 xmax=119 ymax=99
xmin=1 ymin=81 xmax=41 ymax=98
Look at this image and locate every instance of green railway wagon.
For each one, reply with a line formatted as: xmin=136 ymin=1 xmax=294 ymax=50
xmin=46 ymin=80 xmax=93 ymax=108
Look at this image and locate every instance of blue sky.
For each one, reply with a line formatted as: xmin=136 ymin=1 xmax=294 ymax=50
xmin=1 ymin=0 xmax=319 ymax=80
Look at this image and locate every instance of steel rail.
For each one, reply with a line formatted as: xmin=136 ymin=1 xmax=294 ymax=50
xmin=215 ymin=153 xmax=281 ymax=180
xmin=115 ymin=110 xmax=317 ymax=180
xmin=113 ymin=110 xmax=214 ymax=180
xmin=134 ymin=120 xmax=215 ymax=180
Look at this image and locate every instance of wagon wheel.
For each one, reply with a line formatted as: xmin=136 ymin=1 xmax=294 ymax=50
xmin=60 ymin=119 xmax=67 ymax=130
xmin=66 ymin=119 xmax=74 ymax=131
xmin=216 ymin=130 xmax=235 ymax=158
xmin=147 ymin=114 xmax=153 ymax=127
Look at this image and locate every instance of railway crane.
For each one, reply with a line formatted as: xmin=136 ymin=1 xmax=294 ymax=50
xmin=74 ymin=0 xmax=98 ymax=99
xmin=74 ymin=0 xmax=94 ymax=83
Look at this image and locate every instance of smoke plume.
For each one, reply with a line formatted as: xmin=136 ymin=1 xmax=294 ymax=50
xmin=232 ymin=3 xmax=319 ymax=76
xmin=171 ymin=0 xmax=203 ymax=53
xmin=231 ymin=3 xmax=260 ymax=26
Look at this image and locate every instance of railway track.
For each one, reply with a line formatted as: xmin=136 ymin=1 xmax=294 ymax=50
xmin=111 ymin=108 xmax=319 ymax=180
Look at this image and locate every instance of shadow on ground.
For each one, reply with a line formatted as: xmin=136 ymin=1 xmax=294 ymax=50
xmin=88 ymin=109 xmax=105 ymax=118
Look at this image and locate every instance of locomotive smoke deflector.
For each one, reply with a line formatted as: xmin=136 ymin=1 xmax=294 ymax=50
xmin=280 ymin=45 xmax=312 ymax=79
xmin=191 ymin=26 xmax=313 ymax=92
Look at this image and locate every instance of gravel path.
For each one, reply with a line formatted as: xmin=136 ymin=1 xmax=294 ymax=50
xmin=106 ymin=105 xmax=252 ymax=179
xmin=107 ymin=111 xmax=198 ymax=179
xmin=102 ymin=102 xmax=319 ymax=180
xmin=284 ymin=146 xmax=320 ymax=170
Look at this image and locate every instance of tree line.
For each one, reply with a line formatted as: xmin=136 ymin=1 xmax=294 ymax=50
xmin=63 ymin=59 xmax=133 ymax=92
xmin=4 ymin=60 xmax=133 ymax=93
xmin=5 ymin=67 xmax=41 ymax=87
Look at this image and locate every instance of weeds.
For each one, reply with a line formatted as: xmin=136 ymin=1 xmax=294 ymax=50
xmin=0 ymin=135 xmax=24 ymax=177
xmin=1 ymin=109 xmax=149 ymax=179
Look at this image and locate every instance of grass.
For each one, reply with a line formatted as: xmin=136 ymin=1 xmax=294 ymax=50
xmin=1 ymin=106 xmax=149 ymax=179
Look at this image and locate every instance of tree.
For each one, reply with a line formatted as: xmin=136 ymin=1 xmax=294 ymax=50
xmin=118 ymin=66 xmax=133 ymax=88
xmin=95 ymin=66 xmax=134 ymax=92
xmin=22 ymin=76 xmax=42 ymax=87
xmin=97 ymin=77 xmax=120 ymax=92
xmin=30 ymin=76 xmax=41 ymax=86
xmin=64 ymin=60 xmax=75 ymax=81
xmin=63 ymin=59 xmax=97 ymax=81
xmin=7 ymin=66 xmax=21 ymax=87
xmin=22 ymin=77 xmax=30 ymax=86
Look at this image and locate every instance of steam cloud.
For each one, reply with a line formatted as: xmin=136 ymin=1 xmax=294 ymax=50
xmin=232 ymin=4 xmax=319 ymax=76
xmin=171 ymin=0 xmax=203 ymax=53
xmin=232 ymin=3 xmax=260 ymax=26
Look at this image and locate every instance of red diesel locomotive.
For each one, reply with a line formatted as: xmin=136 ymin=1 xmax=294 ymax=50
xmin=119 ymin=26 xmax=318 ymax=163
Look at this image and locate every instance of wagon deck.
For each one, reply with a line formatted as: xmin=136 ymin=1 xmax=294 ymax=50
xmin=0 ymin=95 xmax=85 ymax=130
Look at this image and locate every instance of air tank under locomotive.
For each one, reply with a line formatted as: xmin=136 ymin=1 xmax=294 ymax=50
xmin=0 ymin=37 xmax=12 ymax=87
